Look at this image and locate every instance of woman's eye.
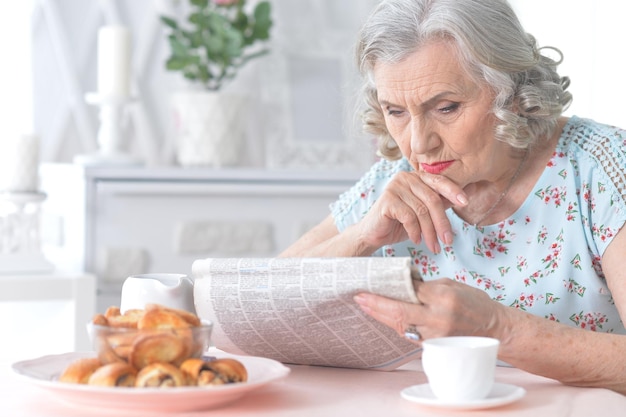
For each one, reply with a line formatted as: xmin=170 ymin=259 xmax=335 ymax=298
xmin=438 ymin=103 xmax=460 ymax=114
xmin=386 ymin=107 xmax=403 ymax=116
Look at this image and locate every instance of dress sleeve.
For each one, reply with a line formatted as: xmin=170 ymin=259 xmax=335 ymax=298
xmin=572 ymin=120 xmax=626 ymax=257
xmin=330 ymin=158 xmax=413 ymax=232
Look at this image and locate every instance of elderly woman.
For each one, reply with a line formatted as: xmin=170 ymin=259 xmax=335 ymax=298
xmin=281 ymin=0 xmax=626 ymax=394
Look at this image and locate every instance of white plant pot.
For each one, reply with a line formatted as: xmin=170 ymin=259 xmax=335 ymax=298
xmin=172 ymin=90 xmax=248 ymax=167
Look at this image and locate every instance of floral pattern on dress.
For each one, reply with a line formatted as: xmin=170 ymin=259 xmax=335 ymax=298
xmin=468 ymin=270 xmax=505 ymax=292
xmin=407 ymin=248 xmax=439 ymax=277
xmin=510 ymin=293 xmax=544 ymax=311
xmin=520 ymin=231 xmax=564 ymax=287
xmin=331 ymin=116 xmax=626 ymax=335
xmin=570 ymin=311 xmax=609 ymax=332
xmin=472 ymin=221 xmax=516 ymax=258
xmin=535 ymin=184 xmax=567 ymax=207
xmin=564 ymin=278 xmax=586 ymax=297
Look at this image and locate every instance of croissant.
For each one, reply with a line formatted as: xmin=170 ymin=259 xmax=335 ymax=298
xmin=87 ymin=362 xmax=137 ymax=387
xmin=135 ymin=362 xmax=187 ymax=387
xmin=129 ymin=332 xmax=188 ymax=369
xmin=64 ymin=304 xmax=218 ymax=389
xmin=58 ymin=357 xmax=102 ymax=384
xmin=106 ymin=308 xmax=144 ymax=328
xmin=144 ymin=304 xmax=201 ymax=327
xmin=179 ymin=358 xmax=219 ymax=386
xmin=138 ymin=308 xmax=191 ymax=331
xmin=180 ymin=358 xmax=247 ymax=385
xmin=205 ymin=358 xmax=248 ymax=383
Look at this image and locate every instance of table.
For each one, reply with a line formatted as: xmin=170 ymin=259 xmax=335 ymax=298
xmin=0 ymin=271 xmax=96 ymax=352
xmin=3 ymin=353 xmax=625 ymax=417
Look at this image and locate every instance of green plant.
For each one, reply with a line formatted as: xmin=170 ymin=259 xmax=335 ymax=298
xmin=160 ymin=0 xmax=272 ymax=91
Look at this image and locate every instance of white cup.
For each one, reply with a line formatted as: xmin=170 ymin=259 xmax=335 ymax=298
xmin=422 ymin=336 xmax=500 ymax=403
xmin=120 ymin=273 xmax=195 ymax=314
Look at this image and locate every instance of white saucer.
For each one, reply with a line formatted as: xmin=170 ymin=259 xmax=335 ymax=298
xmin=401 ymin=382 xmax=526 ymax=410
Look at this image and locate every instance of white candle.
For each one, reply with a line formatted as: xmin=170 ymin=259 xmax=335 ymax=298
xmin=97 ymin=25 xmax=131 ymax=98
xmin=0 ymin=133 xmax=40 ymax=193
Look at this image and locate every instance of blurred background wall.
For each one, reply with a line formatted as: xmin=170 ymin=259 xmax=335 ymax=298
xmin=0 ymin=0 xmax=625 ymax=172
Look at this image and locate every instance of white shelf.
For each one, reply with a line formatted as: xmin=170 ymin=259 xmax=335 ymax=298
xmin=40 ymin=164 xmax=360 ymax=313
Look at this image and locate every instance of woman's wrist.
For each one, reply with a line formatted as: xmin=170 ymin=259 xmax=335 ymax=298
xmin=344 ymin=224 xmax=380 ymax=256
xmin=487 ymin=302 xmax=518 ymax=350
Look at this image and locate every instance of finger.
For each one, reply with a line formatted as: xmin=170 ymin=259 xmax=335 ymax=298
xmin=402 ymin=187 xmax=445 ymax=253
xmin=417 ymin=173 xmax=468 ymax=246
xmin=393 ymin=181 xmax=448 ymax=253
xmin=385 ymin=172 xmax=442 ymax=251
xmin=419 ymin=171 xmax=469 ymax=208
xmin=354 ymin=293 xmax=423 ymax=337
xmin=393 ymin=201 xmax=439 ymax=254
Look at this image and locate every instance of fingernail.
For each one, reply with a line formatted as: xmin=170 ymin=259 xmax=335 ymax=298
xmin=443 ymin=231 xmax=454 ymax=246
xmin=353 ymin=294 xmax=366 ymax=304
xmin=353 ymin=295 xmax=371 ymax=313
xmin=457 ymin=194 xmax=468 ymax=205
xmin=432 ymin=242 xmax=441 ymax=255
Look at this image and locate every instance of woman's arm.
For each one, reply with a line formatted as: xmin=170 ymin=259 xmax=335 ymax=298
xmin=354 ymin=226 xmax=626 ymax=394
xmin=494 ymin=298 xmax=626 ymax=393
xmin=498 ymin=226 xmax=626 ymax=392
xmin=501 ymin=225 xmax=626 ymax=392
xmin=278 ymin=215 xmax=379 ymax=257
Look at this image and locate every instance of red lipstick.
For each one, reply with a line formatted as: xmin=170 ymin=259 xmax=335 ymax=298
xmin=421 ymin=160 xmax=454 ymax=174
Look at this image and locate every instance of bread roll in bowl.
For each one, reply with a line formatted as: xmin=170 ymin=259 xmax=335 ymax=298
xmin=129 ymin=332 xmax=188 ymax=369
xmin=60 ymin=304 xmax=222 ymax=389
xmin=87 ymin=304 xmax=212 ymax=370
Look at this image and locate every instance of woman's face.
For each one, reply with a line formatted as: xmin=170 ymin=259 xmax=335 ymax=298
xmin=373 ymin=39 xmax=508 ymax=187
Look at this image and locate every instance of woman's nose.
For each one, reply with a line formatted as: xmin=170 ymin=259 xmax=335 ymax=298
xmin=410 ymin=118 xmax=438 ymax=154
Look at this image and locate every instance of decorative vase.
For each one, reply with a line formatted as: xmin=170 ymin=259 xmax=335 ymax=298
xmin=172 ymin=90 xmax=248 ymax=167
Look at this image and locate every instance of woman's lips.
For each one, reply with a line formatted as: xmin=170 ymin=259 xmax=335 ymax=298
xmin=421 ymin=160 xmax=454 ymax=174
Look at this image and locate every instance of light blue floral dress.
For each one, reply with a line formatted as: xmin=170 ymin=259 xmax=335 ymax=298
xmin=331 ymin=116 xmax=626 ymax=334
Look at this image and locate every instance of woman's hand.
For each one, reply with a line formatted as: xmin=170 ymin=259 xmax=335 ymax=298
xmin=353 ymin=278 xmax=504 ymax=341
xmin=355 ymin=171 xmax=468 ymax=254
xmin=280 ymin=167 xmax=468 ymax=258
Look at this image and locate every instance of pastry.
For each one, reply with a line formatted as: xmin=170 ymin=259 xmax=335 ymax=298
xmin=88 ymin=362 xmax=137 ymax=387
xmin=180 ymin=358 xmax=248 ymax=385
xmin=104 ymin=305 xmax=121 ymax=318
xmin=205 ymin=358 xmax=248 ymax=383
xmin=129 ymin=332 xmax=188 ymax=369
xmin=145 ymin=303 xmax=201 ymax=327
xmin=58 ymin=357 xmax=102 ymax=384
xmin=179 ymin=358 xmax=219 ymax=386
xmin=105 ymin=308 xmax=144 ymax=328
xmin=137 ymin=307 xmax=192 ymax=330
xmin=135 ymin=362 xmax=187 ymax=387
xmin=64 ymin=303 xmax=219 ymax=389
xmin=91 ymin=313 xmax=108 ymax=326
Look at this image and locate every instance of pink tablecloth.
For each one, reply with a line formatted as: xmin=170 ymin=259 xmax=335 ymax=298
xmin=3 ymin=353 xmax=625 ymax=417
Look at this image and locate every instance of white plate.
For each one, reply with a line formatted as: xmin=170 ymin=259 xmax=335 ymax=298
xmin=12 ymin=351 xmax=290 ymax=413
xmin=401 ymin=382 xmax=526 ymax=410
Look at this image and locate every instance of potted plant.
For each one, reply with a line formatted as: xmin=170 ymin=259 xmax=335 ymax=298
xmin=160 ymin=0 xmax=273 ymax=167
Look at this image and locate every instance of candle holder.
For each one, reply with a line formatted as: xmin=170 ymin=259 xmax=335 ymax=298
xmin=0 ymin=191 xmax=54 ymax=273
xmin=73 ymin=93 xmax=142 ymax=166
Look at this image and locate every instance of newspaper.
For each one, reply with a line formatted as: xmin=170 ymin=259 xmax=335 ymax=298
xmin=191 ymin=257 xmax=423 ymax=371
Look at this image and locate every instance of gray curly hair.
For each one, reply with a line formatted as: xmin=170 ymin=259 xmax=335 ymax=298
xmin=356 ymin=0 xmax=572 ymax=160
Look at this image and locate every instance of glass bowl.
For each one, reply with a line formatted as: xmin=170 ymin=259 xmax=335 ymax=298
xmin=87 ymin=321 xmax=213 ymax=368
